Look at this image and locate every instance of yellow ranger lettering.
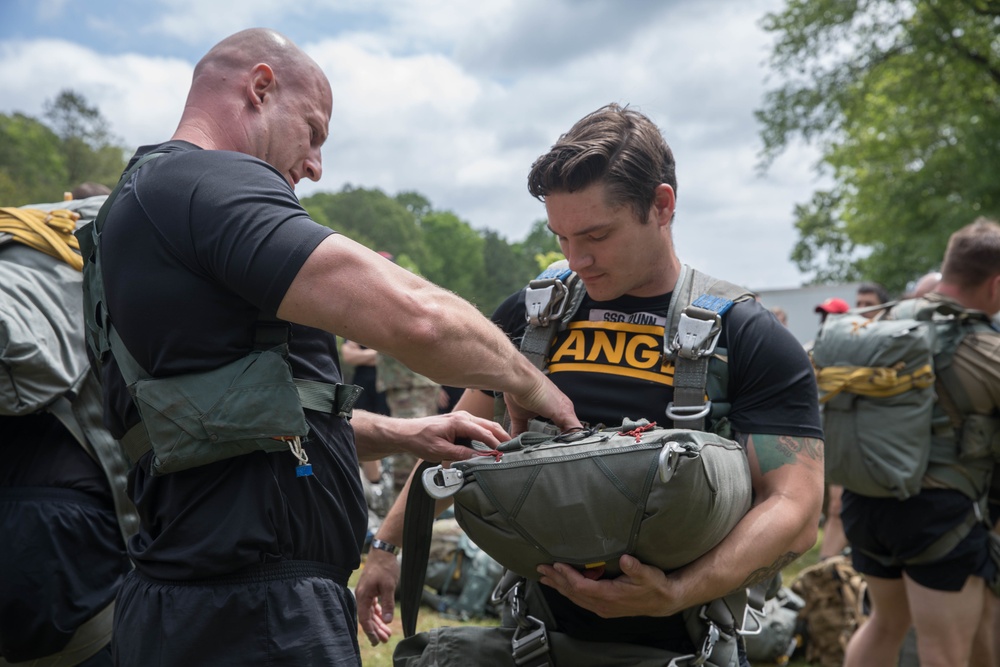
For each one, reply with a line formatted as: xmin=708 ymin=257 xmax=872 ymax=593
xmin=547 ymin=321 xmax=676 ymax=385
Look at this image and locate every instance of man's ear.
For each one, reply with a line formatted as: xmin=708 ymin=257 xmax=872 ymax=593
xmin=652 ymin=183 xmax=676 ymax=227
xmin=247 ymin=63 xmax=276 ymax=110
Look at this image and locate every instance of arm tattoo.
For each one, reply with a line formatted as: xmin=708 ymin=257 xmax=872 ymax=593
xmin=741 ymin=433 xmax=824 ymax=475
xmin=734 ymin=551 xmax=801 ymax=592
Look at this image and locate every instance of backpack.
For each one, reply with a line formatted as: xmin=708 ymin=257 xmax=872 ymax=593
xmin=812 ymin=297 xmax=1000 ymax=502
xmin=789 ymin=555 xmax=869 ymax=667
xmin=422 ymin=517 xmax=504 ymax=621
xmin=399 ymin=263 xmax=760 ymax=667
xmin=0 ymin=197 xmax=138 ymax=544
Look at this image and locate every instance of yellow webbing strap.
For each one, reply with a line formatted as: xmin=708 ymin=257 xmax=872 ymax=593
xmin=816 ymin=363 xmax=935 ymax=403
xmin=0 ymin=207 xmax=83 ymax=271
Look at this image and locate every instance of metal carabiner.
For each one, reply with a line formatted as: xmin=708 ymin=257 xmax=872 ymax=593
xmin=658 ymin=441 xmax=688 ymax=483
xmin=421 ymin=465 xmax=465 ymax=499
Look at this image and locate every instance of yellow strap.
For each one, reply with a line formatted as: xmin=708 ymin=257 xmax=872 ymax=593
xmin=816 ymin=363 xmax=935 ymax=403
xmin=0 ymin=207 xmax=83 ymax=271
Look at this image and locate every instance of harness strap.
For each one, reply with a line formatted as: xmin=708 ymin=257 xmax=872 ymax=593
xmin=49 ymin=374 xmax=140 ymax=544
xmin=520 ymin=263 xmax=585 ymax=370
xmin=0 ymin=601 xmax=114 ymax=667
xmin=665 ymin=270 xmax=754 ymax=431
xmin=402 ymin=460 xmax=440 ymax=638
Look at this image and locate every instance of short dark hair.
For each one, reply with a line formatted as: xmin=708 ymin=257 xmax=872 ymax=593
xmin=941 ymin=217 xmax=1000 ymax=288
xmin=71 ymin=182 xmax=112 ymax=199
xmin=527 ymin=103 xmax=676 ymax=224
xmin=857 ymin=282 xmax=890 ymax=304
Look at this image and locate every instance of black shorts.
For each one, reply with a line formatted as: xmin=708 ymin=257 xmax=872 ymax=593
xmin=842 ymin=488 xmax=995 ymax=591
xmin=113 ymin=561 xmax=360 ymax=667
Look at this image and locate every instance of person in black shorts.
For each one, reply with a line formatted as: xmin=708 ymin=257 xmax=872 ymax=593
xmin=94 ymin=28 xmax=580 ymax=666
xmin=357 ymin=103 xmax=825 ymax=665
xmin=841 ymin=219 xmax=1000 ymax=667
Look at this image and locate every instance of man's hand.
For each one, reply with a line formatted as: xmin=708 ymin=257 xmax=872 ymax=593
xmin=535 ymin=555 xmax=684 ymax=619
xmin=504 ymin=373 xmax=581 ymax=436
xmin=356 ymin=548 xmax=399 ymax=646
xmin=353 ymin=410 xmax=510 ymax=463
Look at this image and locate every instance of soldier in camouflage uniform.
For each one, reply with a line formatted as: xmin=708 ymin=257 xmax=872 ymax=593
xmin=376 ymin=353 xmax=442 ymax=493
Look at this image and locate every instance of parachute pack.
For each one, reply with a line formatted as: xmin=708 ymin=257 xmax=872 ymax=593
xmin=0 ymin=196 xmax=137 ymax=543
xmin=812 ymin=297 xmax=1000 ymax=502
xmin=1 ymin=196 xmax=138 ymax=666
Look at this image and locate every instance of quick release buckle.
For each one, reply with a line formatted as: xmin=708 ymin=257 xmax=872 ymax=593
xmin=524 ymin=278 xmax=570 ymax=327
xmin=669 ymin=309 xmax=722 ymax=360
xmin=511 ymin=615 xmax=550 ymax=666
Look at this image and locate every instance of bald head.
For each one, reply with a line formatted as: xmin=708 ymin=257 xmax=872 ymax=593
xmin=193 ymin=28 xmax=312 ymax=85
xmin=173 ymin=28 xmax=332 ymax=188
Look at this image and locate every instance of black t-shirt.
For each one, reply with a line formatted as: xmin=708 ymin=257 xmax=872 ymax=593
xmin=491 ymin=283 xmax=822 ymax=648
xmin=98 ymin=141 xmax=366 ymax=580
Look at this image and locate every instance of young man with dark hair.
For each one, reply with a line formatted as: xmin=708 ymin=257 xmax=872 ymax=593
xmin=357 ymin=103 xmax=825 ymax=664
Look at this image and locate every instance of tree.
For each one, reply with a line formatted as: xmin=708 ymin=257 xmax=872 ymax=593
xmin=43 ymin=90 xmax=126 ymax=188
xmin=302 ymin=186 xmax=429 ymax=267
xmin=757 ymin=0 xmax=1000 ymax=292
xmin=0 ymin=113 xmax=68 ymax=205
xmin=419 ymin=211 xmax=487 ymax=306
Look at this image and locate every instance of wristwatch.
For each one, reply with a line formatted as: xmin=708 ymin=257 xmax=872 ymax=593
xmin=370 ymin=538 xmax=399 ymax=555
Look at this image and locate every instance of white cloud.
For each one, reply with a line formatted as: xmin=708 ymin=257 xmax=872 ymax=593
xmin=0 ymin=39 xmax=191 ymax=147
xmin=1 ymin=0 xmax=823 ymax=288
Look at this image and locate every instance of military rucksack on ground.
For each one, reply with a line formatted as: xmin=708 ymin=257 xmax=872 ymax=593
xmin=0 ymin=197 xmax=137 ymax=543
xmin=421 ymin=517 xmax=504 ymax=621
xmin=789 ymin=555 xmax=869 ymax=667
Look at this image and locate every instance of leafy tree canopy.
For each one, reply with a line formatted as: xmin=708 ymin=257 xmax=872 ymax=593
xmin=0 ymin=89 xmax=126 ymax=205
xmin=758 ymin=0 xmax=1000 ymax=293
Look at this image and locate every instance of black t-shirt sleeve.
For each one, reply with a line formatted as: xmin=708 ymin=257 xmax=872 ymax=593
xmin=724 ymin=300 xmax=823 ymax=439
xmin=136 ymin=149 xmax=333 ymax=315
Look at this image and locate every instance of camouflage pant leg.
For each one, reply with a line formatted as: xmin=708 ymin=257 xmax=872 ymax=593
xmin=386 ymin=386 xmax=441 ymax=494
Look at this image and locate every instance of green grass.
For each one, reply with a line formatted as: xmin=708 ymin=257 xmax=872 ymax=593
xmin=353 ymin=533 xmax=823 ymax=666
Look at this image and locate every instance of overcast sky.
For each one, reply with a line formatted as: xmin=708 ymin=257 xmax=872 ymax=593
xmin=0 ymin=0 xmax=831 ymax=290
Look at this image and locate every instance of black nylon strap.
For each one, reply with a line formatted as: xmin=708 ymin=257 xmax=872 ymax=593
xmin=401 ymin=459 xmax=439 ymax=638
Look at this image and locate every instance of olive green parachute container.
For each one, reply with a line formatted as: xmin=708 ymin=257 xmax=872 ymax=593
xmin=422 ymin=420 xmax=752 ymax=580
xmin=813 ymin=297 xmax=999 ymax=502
xmin=812 ymin=313 xmax=937 ymax=500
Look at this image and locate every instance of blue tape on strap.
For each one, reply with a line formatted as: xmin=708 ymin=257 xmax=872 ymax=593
xmin=535 ymin=267 xmax=573 ymax=281
xmin=692 ymin=294 xmax=735 ymax=315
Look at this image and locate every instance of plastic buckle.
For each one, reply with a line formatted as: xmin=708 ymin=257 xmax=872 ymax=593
xmin=670 ymin=310 xmax=722 ymax=360
xmin=511 ymin=615 xmax=550 ymax=666
xmin=524 ymin=279 xmax=569 ymax=327
xmin=421 ymin=465 xmax=464 ymax=499
xmin=698 ymin=621 xmax=721 ymax=662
